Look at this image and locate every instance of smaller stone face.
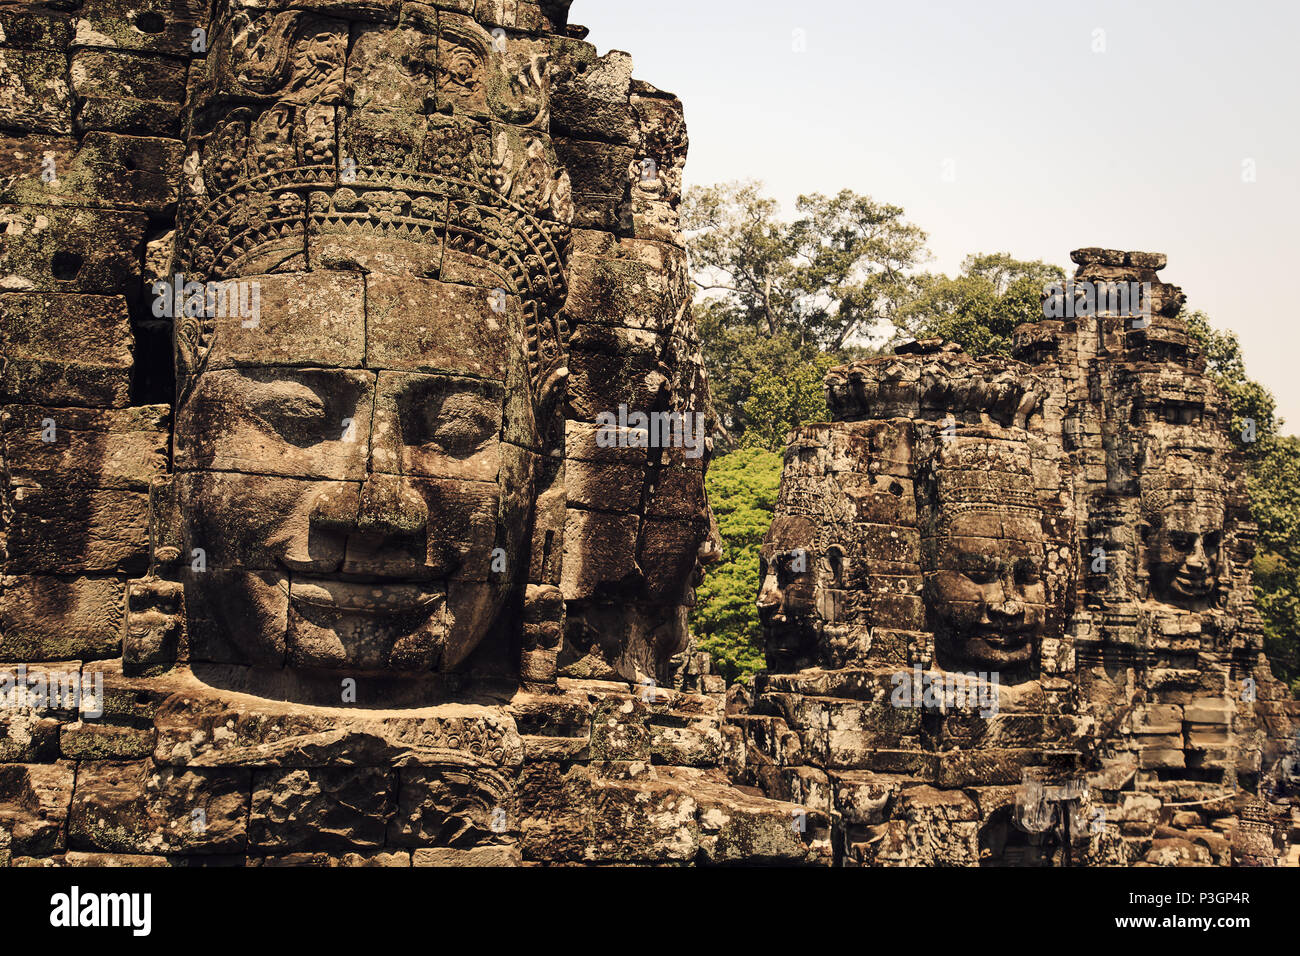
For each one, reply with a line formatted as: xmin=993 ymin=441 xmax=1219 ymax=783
xmin=1146 ymin=501 xmax=1224 ymax=608
xmin=757 ymin=515 xmax=819 ymax=634
xmin=925 ymin=507 xmax=1047 ymax=672
xmin=917 ymin=423 xmax=1062 ymax=679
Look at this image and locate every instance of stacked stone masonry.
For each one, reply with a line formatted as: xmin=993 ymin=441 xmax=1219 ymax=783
xmin=0 ymin=0 xmax=1294 ymax=866
xmin=742 ymin=254 xmax=1300 ymax=866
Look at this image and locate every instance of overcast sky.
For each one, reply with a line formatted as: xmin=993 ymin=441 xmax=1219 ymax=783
xmin=574 ymin=0 xmax=1300 ymax=432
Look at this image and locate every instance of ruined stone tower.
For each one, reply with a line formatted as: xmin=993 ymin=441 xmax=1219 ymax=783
xmin=739 ymin=251 xmax=1299 ymax=865
xmin=1 ymin=1 xmax=1295 ymax=868
xmin=0 ymin=0 xmax=822 ymax=866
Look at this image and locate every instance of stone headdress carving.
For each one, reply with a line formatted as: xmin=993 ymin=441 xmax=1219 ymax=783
xmin=174 ymin=7 xmax=574 ymax=408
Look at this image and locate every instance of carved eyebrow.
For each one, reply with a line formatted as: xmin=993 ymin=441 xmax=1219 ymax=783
xmin=396 ymin=375 xmax=503 ymax=401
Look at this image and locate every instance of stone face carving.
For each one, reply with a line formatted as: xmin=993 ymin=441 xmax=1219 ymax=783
xmin=1144 ymin=491 xmax=1224 ymax=609
xmin=759 ymin=350 xmax=1073 ymax=682
xmin=0 ymin=0 xmax=816 ymax=867
xmin=921 ymin=428 xmax=1054 ymax=675
xmin=741 ymin=254 xmax=1299 ymax=866
xmin=165 ymin=1 xmax=572 ymax=683
xmin=2 ymin=2 xmax=1295 ymax=868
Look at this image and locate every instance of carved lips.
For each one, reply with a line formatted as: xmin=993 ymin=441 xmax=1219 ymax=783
xmin=285 ymin=578 xmax=446 ymax=617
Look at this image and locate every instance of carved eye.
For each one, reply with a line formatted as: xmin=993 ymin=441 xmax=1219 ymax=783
xmin=252 ymin=381 xmax=328 ymax=443
xmin=769 ymin=551 xmax=808 ymax=586
xmin=1015 ymin=559 xmax=1042 ymax=585
xmin=404 ymin=388 xmax=498 ymax=455
xmin=401 ymin=42 xmax=439 ymax=83
xmin=441 ymin=47 xmax=481 ymax=89
xmin=428 ymin=412 xmax=496 ymax=453
xmin=1170 ymin=532 xmax=1197 ymax=552
xmin=963 ymin=564 xmax=999 ymax=585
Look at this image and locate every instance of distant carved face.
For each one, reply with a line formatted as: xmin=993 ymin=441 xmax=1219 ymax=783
xmin=757 ymin=515 xmax=819 ymax=629
xmin=756 ymin=514 xmax=824 ymax=671
xmin=925 ymin=510 xmax=1048 ymax=671
xmin=1149 ymin=505 xmax=1223 ymax=606
xmin=175 ymin=280 xmax=541 ymax=676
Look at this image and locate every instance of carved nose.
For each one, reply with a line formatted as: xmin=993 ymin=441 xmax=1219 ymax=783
xmin=991 ymin=600 xmax=1023 ymax=619
xmin=356 ymin=474 xmax=427 ymax=537
xmin=309 ymin=483 xmax=360 ymax=533
xmin=988 ymin=580 xmax=1024 ymax=619
xmin=757 ymin=574 xmax=783 ymax=619
xmin=1185 ymin=538 xmax=1208 ymax=571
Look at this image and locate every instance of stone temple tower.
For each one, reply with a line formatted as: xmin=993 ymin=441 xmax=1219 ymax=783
xmin=0 ymin=0 xmax=817 ymax=866
xmin=739 ymin=250 xmax=1298 ymax=866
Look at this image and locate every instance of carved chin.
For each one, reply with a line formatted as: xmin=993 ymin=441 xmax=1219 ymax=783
xmin=197 ymin=572 xmax=506 ymax=675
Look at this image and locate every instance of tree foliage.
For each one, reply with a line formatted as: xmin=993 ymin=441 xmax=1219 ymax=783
xmin=696 ymin=301 xmax=841 ymax=452
xmin=1186 ymin=311 xmax=1299 ymax=690
xmin=1250 ymin=438 xmax=1300 ymax=691
xmin=685 ymin=181 xmax=919 ymax=448
xmin=1184 ymin=310 xmax=1279 ymax=459
xmin=892 ymin=253 xmax=1065 ymax=356
xmin=692 ymin=447 xmax=783 ymax=682
xmin=685 ymin=180 xmax=927 ymax=350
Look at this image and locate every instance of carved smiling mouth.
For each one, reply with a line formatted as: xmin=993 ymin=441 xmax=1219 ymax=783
xmin=282 ymin=577 xmax=446 ymax=616
xmin=1171 ymin=573 xmax=1213 ymax=597
xmin=970 ymin=626 xmax=1032 ymax=648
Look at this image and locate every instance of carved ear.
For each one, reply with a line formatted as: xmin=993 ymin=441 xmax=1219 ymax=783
xmin=536 ymin=357 xmax=569 ymax=429
xmin=528 ymin=53 xmax=549 ymax=89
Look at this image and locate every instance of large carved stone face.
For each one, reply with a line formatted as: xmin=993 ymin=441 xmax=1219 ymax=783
xmin=1149 ymin=504 xmax=1223 ymax=607
xmin=926 ymin=509 xmax=1048 ymax=671
xmin=175 ymin=279 xmax=542 ymax=675
xmin=169 ymin=8 xmax=573 ymax=679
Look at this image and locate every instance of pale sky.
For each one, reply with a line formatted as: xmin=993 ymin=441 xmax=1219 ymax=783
xmin=574 ymin=0 xmax=1300 ymax=432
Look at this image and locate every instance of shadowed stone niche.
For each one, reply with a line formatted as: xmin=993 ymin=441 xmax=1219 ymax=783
xmin=0 ymin=0 xmax=818 ymax=867
xmin=737 ymin=253 xmax=1299 ymax=867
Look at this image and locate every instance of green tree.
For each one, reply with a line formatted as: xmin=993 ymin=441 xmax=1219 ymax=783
xmin=740 ymin=349 xmax=840 ymax=453
xmin=692 ymin=447 xmax=784 ymax=682
xmin=697 ymin=301 xmax=845 ymax=452
xmin=685 ymin=181 xmax=927 ymax=350
xmin=685 ymin=181 xmax=915 ymax=445
xmin=1186 ymin=310 xmax=1298 ymax=690
xmin=893 ymin=253 xmax=1066 ymax=356
xmin=1184 ymin=310 xmax=1279 ymax=458
xmin=1250 ymin=437 xmax=1300 ymax=691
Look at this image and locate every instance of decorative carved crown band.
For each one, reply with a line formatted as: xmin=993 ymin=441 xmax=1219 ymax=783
xmin=826 ymin=349 xmax=1045 ymax=427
